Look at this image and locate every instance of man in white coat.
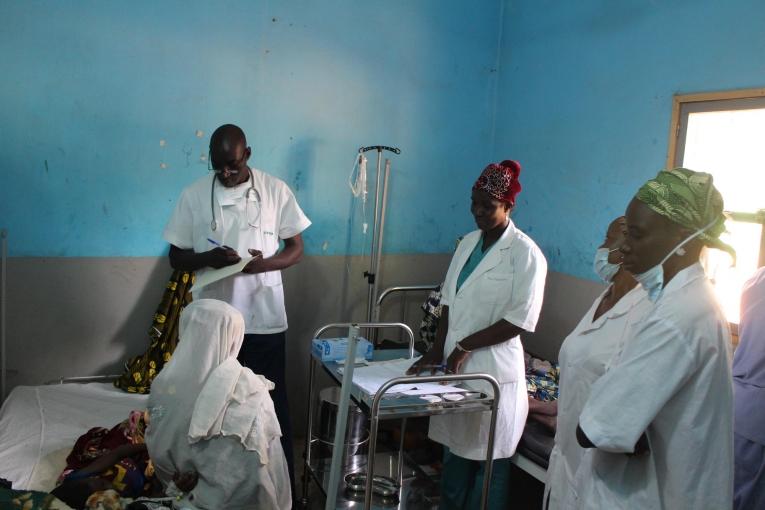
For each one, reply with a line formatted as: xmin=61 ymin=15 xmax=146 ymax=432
xmin=163 ymin=124 xmax=310 ymax=495
xmin=573 ymin=168 xmax=734 ymax=509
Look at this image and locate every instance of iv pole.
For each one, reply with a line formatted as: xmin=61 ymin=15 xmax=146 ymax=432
xmin=358 ymin=145 xmax=400 ymax=325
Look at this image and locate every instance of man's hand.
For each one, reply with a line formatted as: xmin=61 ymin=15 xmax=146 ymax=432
xmin=241 ymin=249 xmax=264 ymax=274
xmin=206 ymin=246 xmax=241 ymax=269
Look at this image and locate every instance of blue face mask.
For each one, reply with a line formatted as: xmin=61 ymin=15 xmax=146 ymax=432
xmin=593 ymin=247 xmax=621 ymax=283
xmin=632 ymin=220 xmax=716 ymax=302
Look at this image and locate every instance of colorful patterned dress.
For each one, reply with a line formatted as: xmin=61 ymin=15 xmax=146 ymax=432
xmin=114 ymin=270 xmax=194 ymax=394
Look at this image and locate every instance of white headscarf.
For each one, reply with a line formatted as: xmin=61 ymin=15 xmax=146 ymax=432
xmin=146 ymin=299 xmax=289 ymax=509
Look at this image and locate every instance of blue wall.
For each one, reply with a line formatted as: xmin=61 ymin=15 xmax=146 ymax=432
xmin=5 ymin=0 xmax=764 ymax=274
xmin=494 ymin=0 xmax=765 ymax=279
xmin=0 ymin=0 xmax=503 ymax=257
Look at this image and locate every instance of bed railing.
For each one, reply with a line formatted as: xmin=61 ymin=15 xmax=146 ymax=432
xmin=371 ymin=284 xmax=439 ymax=344
xmin=43 ymin=375 xmax=122 ymax=385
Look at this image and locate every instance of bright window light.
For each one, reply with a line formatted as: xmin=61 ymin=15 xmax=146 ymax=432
xmin=682 ymin=107 xmax=765 ymax=324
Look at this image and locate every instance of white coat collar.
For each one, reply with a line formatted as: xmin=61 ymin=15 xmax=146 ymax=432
xmin=456 ymin=219 xmax=516 ymax=294
xmin=579 ymin=284 xmax=647 ymax=334
xmin=658 ymin=262 xmax=706 ymax=301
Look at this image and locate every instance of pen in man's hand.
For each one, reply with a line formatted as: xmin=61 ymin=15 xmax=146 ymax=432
xmin=208 ymin=238 xmax=233 ymax=250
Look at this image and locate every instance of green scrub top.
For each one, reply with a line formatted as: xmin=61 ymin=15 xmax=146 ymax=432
xmin=456 ymin=236 xmax=497 ymax=292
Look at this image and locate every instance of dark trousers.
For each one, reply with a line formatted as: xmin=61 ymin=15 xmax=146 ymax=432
xmin=238 ymin=332 xmax=295 ymax=497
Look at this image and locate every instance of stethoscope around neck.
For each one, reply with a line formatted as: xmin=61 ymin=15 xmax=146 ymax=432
xmin=209 ymin=167 xmax=261 ymax=232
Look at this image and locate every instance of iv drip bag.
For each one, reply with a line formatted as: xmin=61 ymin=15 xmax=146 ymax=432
xmin=349 ymin=153 xmax=368 ymax=204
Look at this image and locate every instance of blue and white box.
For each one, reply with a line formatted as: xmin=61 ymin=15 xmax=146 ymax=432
xmin=312 ymin=336 xmax=374 ymax=362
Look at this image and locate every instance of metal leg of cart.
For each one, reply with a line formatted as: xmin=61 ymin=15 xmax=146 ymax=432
xmin=301 ymin=322 xmax=415 ymax=509
xmin=364 ymin=373 xmax=501 ymax=510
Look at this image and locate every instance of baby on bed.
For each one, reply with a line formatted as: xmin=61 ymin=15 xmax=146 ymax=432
xmin=50 ymin=409 xmax=194 ymax=509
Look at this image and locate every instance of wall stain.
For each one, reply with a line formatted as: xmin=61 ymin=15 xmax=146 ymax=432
xmin=182 ymin=144 xmax=192 ymax=167
xmin=102 ymin=203 xmax=109 ymax=216
xmin=293 ymin=170 xmax=303 ymax=191
xmin=44 ymin=160 xmax=49 ymax=173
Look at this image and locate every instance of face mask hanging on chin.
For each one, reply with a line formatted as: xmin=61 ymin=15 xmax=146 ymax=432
xmin=633 ymin=219 xmax=718 ymax=302
xmin=593 ymin=247 xmax=621 ymax=283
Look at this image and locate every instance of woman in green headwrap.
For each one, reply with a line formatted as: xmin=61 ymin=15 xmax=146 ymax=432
xmin=568 ymin=168 xmax=734 ymax=509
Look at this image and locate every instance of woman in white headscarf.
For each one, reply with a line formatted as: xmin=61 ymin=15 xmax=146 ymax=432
xmin=145 ymin=299 xmax=291 ymax=510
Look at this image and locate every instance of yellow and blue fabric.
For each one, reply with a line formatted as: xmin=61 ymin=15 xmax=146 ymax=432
xmin=114 ymin=270 xmax=194 ymax=394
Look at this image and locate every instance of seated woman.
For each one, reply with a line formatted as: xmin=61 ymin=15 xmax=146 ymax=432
xmin=145 ymin=299 xmax=291 ymax=510
xmin=543 ymin=216 xmax=651 ymax=510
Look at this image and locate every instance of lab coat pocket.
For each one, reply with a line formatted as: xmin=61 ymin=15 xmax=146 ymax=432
xmin=258 ymin=218 xmax=281 ymax=287
xmin=479 ymin=271 xmax=513 ymax=304
xmin=259 ymin=209 xmax=280 ymax=258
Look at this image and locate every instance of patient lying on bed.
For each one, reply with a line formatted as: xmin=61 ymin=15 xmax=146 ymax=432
xmin=145 ymin=299 xmax=291 ymax=510
xmin=50 ymin=410 xmax=162 ymax=508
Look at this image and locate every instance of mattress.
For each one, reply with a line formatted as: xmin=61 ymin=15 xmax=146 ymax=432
xmin=0 ymin=382 xmax=148 ymax=490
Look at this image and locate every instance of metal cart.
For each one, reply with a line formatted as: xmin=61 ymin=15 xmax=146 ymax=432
xmin=301 ymin=322 xmax=500 ymax=509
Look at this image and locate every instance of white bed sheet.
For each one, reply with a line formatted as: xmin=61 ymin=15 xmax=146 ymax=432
xmin=0 ymin=382 xmax=148 ymax=490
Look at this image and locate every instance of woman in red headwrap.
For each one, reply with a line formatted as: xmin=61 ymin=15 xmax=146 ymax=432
xmin=409 ymin=160 xmax=548 ymax=509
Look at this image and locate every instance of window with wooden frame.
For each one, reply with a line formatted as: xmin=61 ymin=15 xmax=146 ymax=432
xmin=667 ymin=88 xmax=765 ymax=332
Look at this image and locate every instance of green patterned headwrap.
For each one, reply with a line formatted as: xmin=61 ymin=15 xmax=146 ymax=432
xmin=635 ymin=168 xmax=735 ymax=258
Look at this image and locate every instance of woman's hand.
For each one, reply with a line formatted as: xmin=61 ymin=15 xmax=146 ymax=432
xmin=173 ymin=470 xmax=199 ymax=493
xmin=407 ymin=347 xmax=444 ymax=375
xmin=445 ymin=347 xmax=470 ymax=375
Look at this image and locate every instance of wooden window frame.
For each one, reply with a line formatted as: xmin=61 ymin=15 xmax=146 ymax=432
xmin=666 ymin=88 xmax=765 ymax=341
xmin=666 ymin=87 xmax=765 ymax=169
xmin=666 ymin=87 xmax=765 ymax=268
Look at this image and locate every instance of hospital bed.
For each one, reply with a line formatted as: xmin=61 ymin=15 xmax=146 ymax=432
xmin=0 ymin=377 xmax=148 ymax=492
xmin=373 ymin=286 xmax=552 ymax=484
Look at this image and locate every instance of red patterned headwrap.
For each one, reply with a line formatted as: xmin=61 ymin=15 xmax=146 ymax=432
xmin=472 ymin=160 xmax=522 ymax=206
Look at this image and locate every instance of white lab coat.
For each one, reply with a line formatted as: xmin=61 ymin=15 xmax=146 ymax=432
xmin=570 ymin=264 xmax=733 ymax=509
xmin=163 ymin=169 xmax=311 ymax=334
xmin=428 ymin=220 xmax=547 ymax=460
xmin=544 ymin=285 xmax=650 ymax=510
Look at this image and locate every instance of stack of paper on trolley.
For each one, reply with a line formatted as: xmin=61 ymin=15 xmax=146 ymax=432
xmin=338 ymin=358 xmax=465 ymax=397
